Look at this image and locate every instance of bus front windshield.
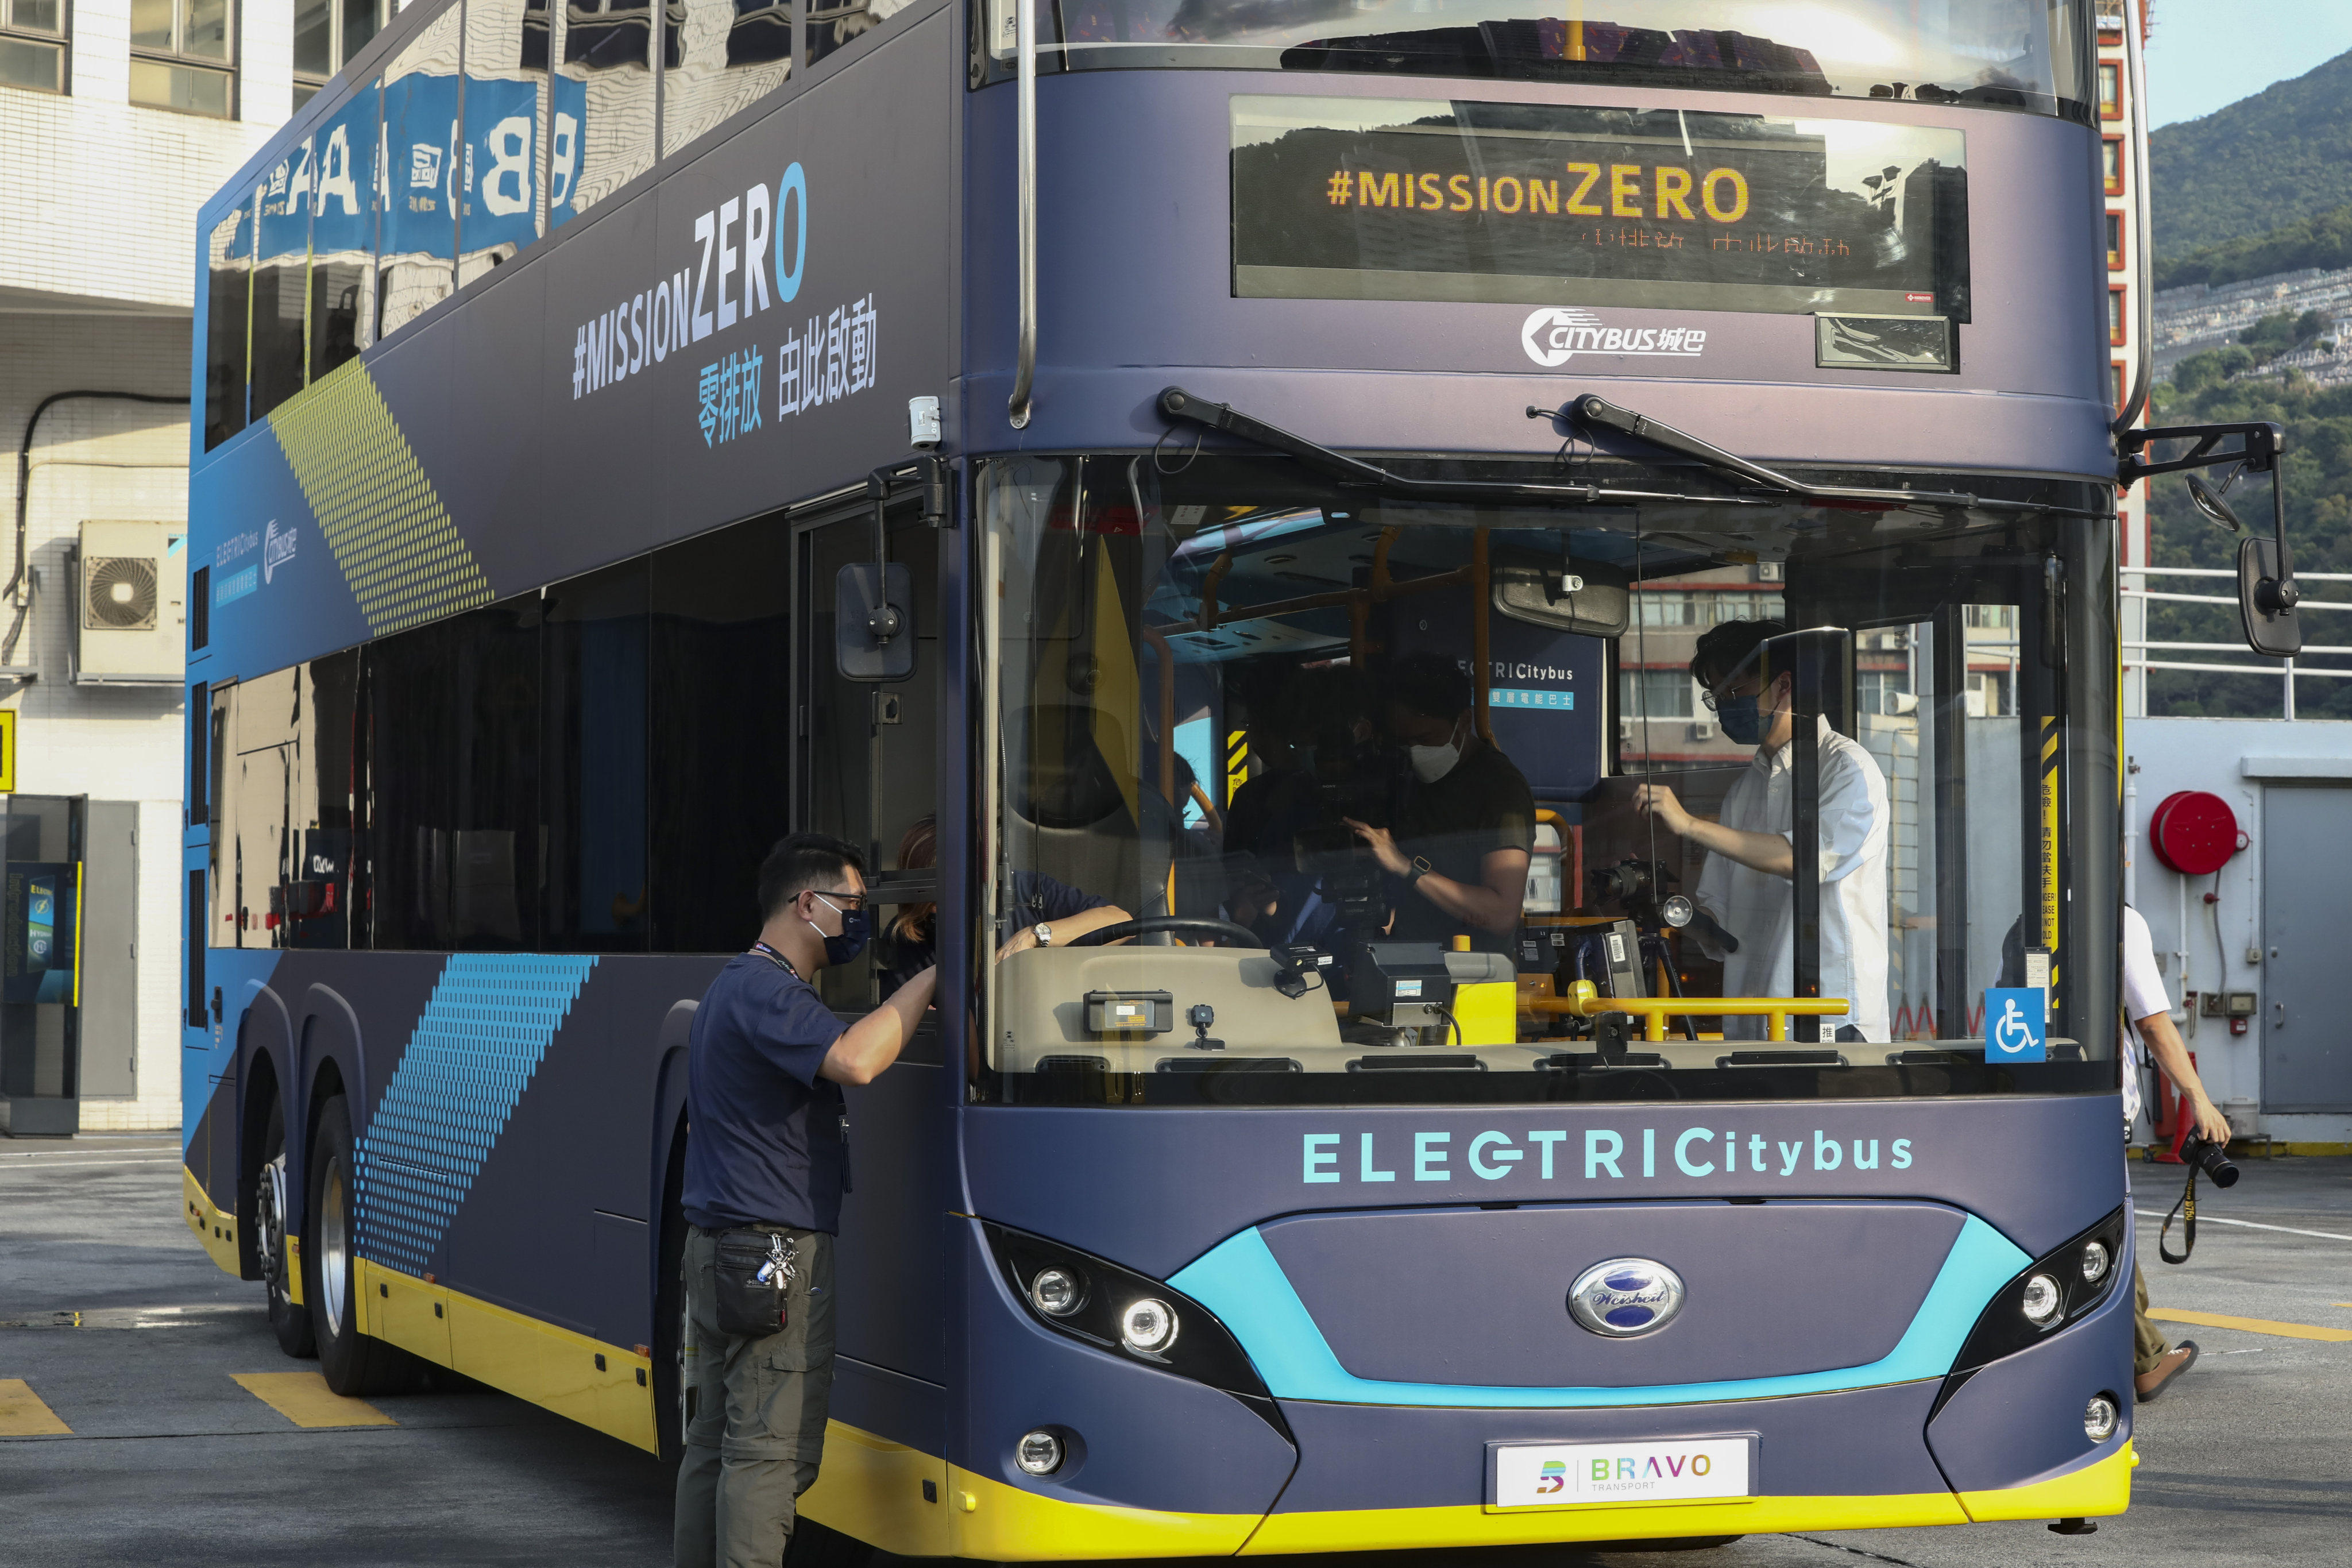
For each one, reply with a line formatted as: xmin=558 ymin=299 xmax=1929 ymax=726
xmin=975 ymin=455 xmax=2116 ymax=1106
xmin=992 ymin=0 xmax=2093 ymax=119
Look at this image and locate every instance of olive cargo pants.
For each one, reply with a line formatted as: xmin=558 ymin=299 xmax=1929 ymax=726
xmin=674 ymin=1225 xmax=836 ymax=1568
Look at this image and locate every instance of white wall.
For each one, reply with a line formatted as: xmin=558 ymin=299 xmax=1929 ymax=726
xmin=4 ymin=0 xmax=303 ymax=1131
xmin=2 ymin=0 xmax=289 ymax=312
xmin=0 ymin=317 xmax=199 ymax=1131
xmin=2125 ymin=716 xmax=2352 ymax=1144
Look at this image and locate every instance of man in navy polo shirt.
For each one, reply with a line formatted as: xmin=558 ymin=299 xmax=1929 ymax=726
xmin=675 ymin=832 xmax=937 ymax=1568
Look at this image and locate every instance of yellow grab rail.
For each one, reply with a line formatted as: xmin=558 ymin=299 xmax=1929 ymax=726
xmin=1534 ymin=979 xmax=1851 ymax=1044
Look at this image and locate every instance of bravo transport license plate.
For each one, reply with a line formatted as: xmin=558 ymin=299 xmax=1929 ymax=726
xmin=1488 ymin=1437 xmax=1755 ymax=1509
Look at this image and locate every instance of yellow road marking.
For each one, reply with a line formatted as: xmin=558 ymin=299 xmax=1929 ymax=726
xmin=2148 ymin=1308 xmax=2352 ymax=1343
xmin=0 ymin=1379 xmax=71 ymax=1436
xmin=231 ymin=1372 xmax=397 ymax=1428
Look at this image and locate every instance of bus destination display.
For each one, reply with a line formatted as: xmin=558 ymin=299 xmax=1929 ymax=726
xmin=1232 ymin=98 xmax=1968 ymax=322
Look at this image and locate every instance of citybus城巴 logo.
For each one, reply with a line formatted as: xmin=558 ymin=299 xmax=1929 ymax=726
xmin=1567 ymin=1257 xmax=1685 ymax=1337
xmin=1521 ymin=307 xmax=1707 ymax=368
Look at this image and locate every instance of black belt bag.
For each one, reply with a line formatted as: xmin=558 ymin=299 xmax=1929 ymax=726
xmin=713 ymin=1227 xmax=798 ymax=1338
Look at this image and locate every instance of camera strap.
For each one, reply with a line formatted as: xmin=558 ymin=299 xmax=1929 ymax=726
xmin=2158 ymin=1163 xmax=2199 ymax=1265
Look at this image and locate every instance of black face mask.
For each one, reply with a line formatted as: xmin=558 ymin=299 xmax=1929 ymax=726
xmin=809 ymin=894 xmax=871 ymax=967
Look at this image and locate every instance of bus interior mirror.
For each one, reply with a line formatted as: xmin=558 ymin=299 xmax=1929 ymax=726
xmin=835 ymin=562 xmax=916 ymax=680
xmin=2238 ymin=537 xmax=2302 ymax=658
xmin=1490 ymin=553 xmax=1630 ymax=637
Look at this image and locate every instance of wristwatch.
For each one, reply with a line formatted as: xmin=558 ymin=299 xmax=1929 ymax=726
xmin=1033 ymin=922 xmax=1054 ymax=948
xmin=1405 ymin=857 xmax=1434 ymax=887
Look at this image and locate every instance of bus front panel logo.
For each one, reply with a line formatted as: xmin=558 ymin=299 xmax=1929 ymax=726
xmin=1568 ymin=1257 xmax=1685 ymax=1337
xmin=1521 ymin=307 xmax=1708 ymax=368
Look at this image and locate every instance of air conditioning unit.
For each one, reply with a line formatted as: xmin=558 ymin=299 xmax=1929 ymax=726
xmin=75 ymin=520 xmax=184 ymax=685
xmin=1690 ymin=720 xmax=1717 ymax=741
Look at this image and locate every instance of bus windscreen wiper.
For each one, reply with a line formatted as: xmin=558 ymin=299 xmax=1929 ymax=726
xmin=1157 ymin=387 xmax=1757 ymax=508
xmin=1558 ymin=394 xmax=1985 ymax=510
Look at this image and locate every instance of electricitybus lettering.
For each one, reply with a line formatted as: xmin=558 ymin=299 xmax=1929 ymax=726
xmin=1300 ymin=1129 xmax=1914 ymax=1183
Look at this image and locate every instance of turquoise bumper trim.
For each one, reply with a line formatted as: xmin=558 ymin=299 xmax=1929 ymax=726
xmin=1166 ymin=1214 xmax=2029 ymax=1409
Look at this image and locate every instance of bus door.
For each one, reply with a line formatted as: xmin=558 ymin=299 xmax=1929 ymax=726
xmin=794 ymin=493 xmax=951 ymax=1390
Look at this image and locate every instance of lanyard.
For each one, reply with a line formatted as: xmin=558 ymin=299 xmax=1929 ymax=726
xmin=748 ymin=940 xmax=800 ymax=982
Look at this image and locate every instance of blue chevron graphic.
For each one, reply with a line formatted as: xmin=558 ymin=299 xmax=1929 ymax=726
xmin=354 ymin=954 xmax=598 ymax=1276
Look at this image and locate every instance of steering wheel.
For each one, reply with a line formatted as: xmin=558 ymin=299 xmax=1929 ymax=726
xmin=1067 ymin=916 xmax=1266 ymax=949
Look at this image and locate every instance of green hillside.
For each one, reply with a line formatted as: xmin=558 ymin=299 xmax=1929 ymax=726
xmin=2141 ymin=353 xmax=2352 ymax=720
xmin=2155 ymin=204 xmax=2352 ymax=292
xmin=2150 ymin=49 xmax=2352 ymax=262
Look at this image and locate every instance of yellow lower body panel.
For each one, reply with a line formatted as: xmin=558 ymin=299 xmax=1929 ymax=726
xmin=944 ymin=1466 xmax=1264 ymax=1561
xmin=1957 ymin=1440 xmax=2135 ymax=1523
xmin=183 ymin=1166 xmax=242 ymax=1277
xmin=1241 ymin=1488 xmax=1972 ymax=1554
xmin=799 ymin=1422 xmax=953 ymax=1558
xmin=867 ymin=1440 xmax=2137 ymax=1560
xmin=356 ymin=1258 xmax=658 ymax=1454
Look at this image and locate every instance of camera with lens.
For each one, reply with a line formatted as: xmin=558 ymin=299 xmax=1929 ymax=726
xmin=2177 ymin=1133 xmax=2239 ymax=1189
xmin=1588 ymin=857 xmax=1683 ymax=930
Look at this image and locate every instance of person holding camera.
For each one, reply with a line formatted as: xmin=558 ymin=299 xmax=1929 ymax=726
xmin=1631 ymin=620 xmax=1890 ymax=1041
xmin=674 ymin=833 xmax=938 ymax=1568
xmin=2123 ymin=902 xmax=2230 ymax=1403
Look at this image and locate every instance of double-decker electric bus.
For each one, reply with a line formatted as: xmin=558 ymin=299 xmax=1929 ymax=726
xmin=185 ymin=0 xmax=2269 ymax=1553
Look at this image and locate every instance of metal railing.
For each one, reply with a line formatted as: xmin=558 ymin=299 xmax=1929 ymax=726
xmin=2124 ymin=566 xmax=2352 ymax=718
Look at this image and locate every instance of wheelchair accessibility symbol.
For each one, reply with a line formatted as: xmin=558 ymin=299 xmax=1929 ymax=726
xmin=1984 ymin=987 xmax=2046 ymax=1061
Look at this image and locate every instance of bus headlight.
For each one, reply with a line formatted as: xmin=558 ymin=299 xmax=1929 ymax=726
xmin=2084 ymin=1395 xmax=2119 ymax=1443
xmin=1029 ymin=1267 xmax=1083 ymax=1318
xmin=2021 ymin=1274 xmax=2063 ymax=1326
xmin=2079 ymin=1240 xmax=2111 ymax=1284
xmin=1120 ymin=1298 xmax=1179 ymax=1354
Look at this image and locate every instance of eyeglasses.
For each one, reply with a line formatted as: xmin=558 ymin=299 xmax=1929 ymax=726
xmin=813 ymin=889 xmax=867 ymax=912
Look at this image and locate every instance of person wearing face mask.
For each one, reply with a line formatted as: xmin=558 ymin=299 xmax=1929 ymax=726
xmin=676 ymin=833 xmax=937 ymax=1568
xmin=1344 ymin=652 xmax=1535 ymax=953
xmin=1631 ymin=619 xmax=1890 ymax=1041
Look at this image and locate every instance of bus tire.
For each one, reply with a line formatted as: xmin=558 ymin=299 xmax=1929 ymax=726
xmin=257 ymin=1102 xmax=315 ymax=1359
xmin=784 ymin=1518 xmax=874 ymax=1568
xmin=307 ymin=1094 xmax=407 ymax=1396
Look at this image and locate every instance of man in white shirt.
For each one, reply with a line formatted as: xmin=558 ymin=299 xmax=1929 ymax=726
xmin=1632 ymin=620 xmax=1890 ymax=1042
xmin=2123 ymin=903 xmax=2231 ymax=1403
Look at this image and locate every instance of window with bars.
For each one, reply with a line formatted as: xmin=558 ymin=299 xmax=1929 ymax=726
xmin=0 ymin=0 xmax=66 ymax=95
xmin=132 ymin=0 xmax=234 ymax=117
xmin=293 ymin=0 xmax=388 ymax=110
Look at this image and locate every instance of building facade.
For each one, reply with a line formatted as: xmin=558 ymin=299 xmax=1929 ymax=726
xmin=0 ymin=0 xmax=349 ymax=1129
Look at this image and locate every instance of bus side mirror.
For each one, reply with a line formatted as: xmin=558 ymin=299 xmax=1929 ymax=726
xmin=835 ymin=562 xmax=914 ymax=681
xmin=2238 ymin=536 xmax=2301 ymax=659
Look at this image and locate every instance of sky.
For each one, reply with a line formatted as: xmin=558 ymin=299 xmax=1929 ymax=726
xmin=2144 ymin=0 xmax=2352 ymax=128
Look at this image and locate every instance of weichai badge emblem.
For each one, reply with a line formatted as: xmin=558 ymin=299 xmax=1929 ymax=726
xmin=1567 ymin=1258 xmax=1685 ymax=1337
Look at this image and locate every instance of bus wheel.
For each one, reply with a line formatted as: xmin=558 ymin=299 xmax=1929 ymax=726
xmin=307 ymin=1095 xmax=404 ymax=1395
xmin=256 ymin=1103 xmax=315 ymax=1358
xmin=784 ymin=1519 xmax=874 ymax=1568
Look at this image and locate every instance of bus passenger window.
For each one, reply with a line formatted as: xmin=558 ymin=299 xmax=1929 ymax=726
xmin=203 ymin=201 xmax=252 ymax=450
xmin=543 ymin=561 xmax=649 ymax=952
xmin=459 ymin=0 xmax=554 ymax=287
xmin=367 ymin=598 xmax=542 ymax=951
xmin=377 ymin=7 xmax=465 ymax=340
xmin=648 ymin=517 xmax=793 ymax=953
xmin=310 ymin=81 xmax=381 ymax=384
xmin=550 ymin=0 xmax=657 ymax=233
xmin=250 ymin=158 xmax=310 ymax=422
xmin=805 ymin=0 xmax=913 ymax=69
xmin=663 ymin=0 xmax=794 ymax=159
xmin=207 ymin=655 xmax=360 ymax=952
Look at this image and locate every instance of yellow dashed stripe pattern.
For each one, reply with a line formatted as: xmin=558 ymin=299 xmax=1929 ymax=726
xmin=270 ymin=360 xmax=493 ymax=638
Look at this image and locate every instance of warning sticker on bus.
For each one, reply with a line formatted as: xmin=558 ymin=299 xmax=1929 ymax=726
xmin=1231 ymin=96 xmax=1967 ymax=322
